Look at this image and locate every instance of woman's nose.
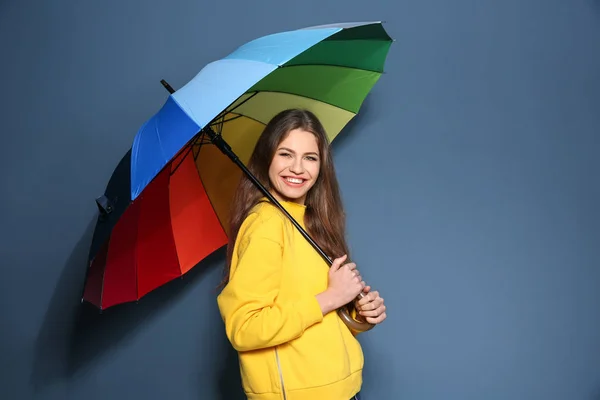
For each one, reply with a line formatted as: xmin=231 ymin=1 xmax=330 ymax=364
xmin=289 ymin=158 xmax=305 ymax=174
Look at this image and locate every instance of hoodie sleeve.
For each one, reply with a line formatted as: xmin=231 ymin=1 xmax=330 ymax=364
xmin=216 ymin=212 xmax=324 ymax=352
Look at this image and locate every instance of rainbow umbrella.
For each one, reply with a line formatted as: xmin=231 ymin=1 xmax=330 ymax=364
xmin=83 ymin=21 xmax=393 ymax=326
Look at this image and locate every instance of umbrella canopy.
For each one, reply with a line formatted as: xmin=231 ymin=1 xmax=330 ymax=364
xmin=83 ymin=21 xmax=393 ymax=311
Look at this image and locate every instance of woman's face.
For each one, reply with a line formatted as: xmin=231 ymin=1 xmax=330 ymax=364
xmin=268 ymin=128 xmax=321 ymax=205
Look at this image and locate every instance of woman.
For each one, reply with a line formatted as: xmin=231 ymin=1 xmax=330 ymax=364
xmin=217 ymin=109 xmax=387 ymax=400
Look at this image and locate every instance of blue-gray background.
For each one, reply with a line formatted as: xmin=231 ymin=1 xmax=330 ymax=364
xmin=1 ymin=0 xmax=599 ymax=399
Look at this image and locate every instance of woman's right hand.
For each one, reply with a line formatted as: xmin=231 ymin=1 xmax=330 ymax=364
xmin=316 ymin=254 xmax=365 ymax=315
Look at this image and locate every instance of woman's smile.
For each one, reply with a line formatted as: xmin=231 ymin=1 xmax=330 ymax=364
xmin=282 ymin=176 xmax=307 ymax=186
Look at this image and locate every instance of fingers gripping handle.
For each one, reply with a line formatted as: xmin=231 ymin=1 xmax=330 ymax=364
xmin=337 ymin=291 xmax=375 ymax=333
xmin=327 ymin=255 xmax=375 ymax=333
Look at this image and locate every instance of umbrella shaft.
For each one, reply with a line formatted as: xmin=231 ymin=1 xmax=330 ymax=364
xmin=158 ymin=79 xmax=367 ymax=309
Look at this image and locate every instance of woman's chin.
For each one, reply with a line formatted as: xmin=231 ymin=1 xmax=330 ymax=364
xmin=271 ymin=188 xmax=307 ymax=204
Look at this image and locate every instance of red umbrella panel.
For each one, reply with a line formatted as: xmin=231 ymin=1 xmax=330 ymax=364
xmin=83 ymin=148 xmax=228 ymax=310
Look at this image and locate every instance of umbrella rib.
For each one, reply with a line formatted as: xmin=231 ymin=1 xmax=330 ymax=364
xmin=209 ymin=112 xmax=228 ymax=135
xmin=211 ymin=110 xmax=267 ymax=128
xmin=209 ymin=114 xmax=244 ymax=126
xmin=192 ymin=132 xmax=210 ymax=163
xmin=212 ymin=91 xmax=259 ymax=123
xmin=280 ymin=62 xmax=386 ymax=74
xmin=187 ymin=132 xmax=230 ymax=236
xmin=217 ymin=114 xmax=227 ymax=135
xmin=169 ymin=134 xmax=204 ymax=176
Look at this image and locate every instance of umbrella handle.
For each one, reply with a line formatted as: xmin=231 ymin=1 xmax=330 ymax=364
xmin=337 ymin=292 xmax=376 ymax=333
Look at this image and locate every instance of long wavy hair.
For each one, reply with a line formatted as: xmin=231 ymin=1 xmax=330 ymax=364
xmin=220 ymin=108 xmax=349 ymax=286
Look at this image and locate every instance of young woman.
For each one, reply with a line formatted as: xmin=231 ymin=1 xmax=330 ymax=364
xmin=217 ymin=109 xmax=387 ymax=400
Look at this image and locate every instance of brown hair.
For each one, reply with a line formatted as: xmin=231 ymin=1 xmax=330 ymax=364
xmin=220 ymin=108 xmax=349 ymax=286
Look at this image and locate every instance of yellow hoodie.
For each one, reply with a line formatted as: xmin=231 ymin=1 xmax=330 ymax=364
xmin=217 ymin=199 xmax=364 ymax=400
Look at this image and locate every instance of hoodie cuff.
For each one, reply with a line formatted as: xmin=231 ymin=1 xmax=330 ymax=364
xmin=296 ymin=295 xmax=324 ymax=329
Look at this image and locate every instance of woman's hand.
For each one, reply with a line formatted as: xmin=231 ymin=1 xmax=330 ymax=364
xmin=355 ymin=286 xmax=386 ymax=324
xmin=316 ymin=254 xmax=365 ymax=315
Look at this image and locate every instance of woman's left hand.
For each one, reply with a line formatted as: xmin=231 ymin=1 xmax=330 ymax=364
xmin=355 ymin=286 xmax=387 ymax=324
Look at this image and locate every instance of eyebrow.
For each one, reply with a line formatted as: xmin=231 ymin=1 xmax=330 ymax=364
xmin=278 ymin=147 xmax=319 ymax=157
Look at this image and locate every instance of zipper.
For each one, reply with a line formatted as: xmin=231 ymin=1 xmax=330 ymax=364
xmin=335 ymin=313 xmax=352 ymax=376
xmin=275 ymin=348 xmax=287 ymax=400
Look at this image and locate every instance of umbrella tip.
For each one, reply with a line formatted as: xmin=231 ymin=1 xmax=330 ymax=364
xmin=160 ymin=79 xmax=175 ymax=94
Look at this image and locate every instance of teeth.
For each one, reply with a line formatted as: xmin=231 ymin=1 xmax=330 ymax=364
xmin=286 ymin=177 xmax=303 ymax=184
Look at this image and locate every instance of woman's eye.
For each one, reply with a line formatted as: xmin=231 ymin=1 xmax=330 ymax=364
xmin=306 ymin=156 xmax=318 ymax=161
xmin=279 ymin=152 xmax=291 ymax=158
